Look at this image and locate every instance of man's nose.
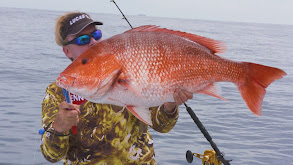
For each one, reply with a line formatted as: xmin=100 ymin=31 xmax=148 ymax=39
xmin=89 ymin=37 xmax=98 ymax=47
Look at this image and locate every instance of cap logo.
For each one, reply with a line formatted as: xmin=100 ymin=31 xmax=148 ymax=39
xmin=69 ymin=14 xmax=90 ymax=26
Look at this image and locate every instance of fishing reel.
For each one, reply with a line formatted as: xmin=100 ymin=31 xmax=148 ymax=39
xmin=186 ymin=149 xmax=221 ymax=165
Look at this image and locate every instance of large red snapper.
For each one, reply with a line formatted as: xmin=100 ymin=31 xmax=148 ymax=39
xmin=57 ymin=25 xmax=286 ymax=125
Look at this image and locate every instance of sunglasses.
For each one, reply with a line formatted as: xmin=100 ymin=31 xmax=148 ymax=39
xmin=64 ymin=29 xmax=102 ymax=46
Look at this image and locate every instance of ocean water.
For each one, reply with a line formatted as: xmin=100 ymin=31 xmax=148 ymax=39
xmin=0 ymin=7 xmax=292 ymax=165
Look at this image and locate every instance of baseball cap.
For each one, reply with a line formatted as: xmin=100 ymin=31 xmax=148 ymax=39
xmin=61 ymin=13 xmax=103 ymax=41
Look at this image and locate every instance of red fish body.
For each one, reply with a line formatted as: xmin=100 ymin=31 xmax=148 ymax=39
xmin=57 ymin=25 xmax=286 ymax=125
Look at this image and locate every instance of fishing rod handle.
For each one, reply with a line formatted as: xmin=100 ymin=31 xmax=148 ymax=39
xmin=62 ymin=88 xmax=77 ymax=135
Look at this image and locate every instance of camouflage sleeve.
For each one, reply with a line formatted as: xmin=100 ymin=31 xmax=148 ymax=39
xmin=40 ymin=82 xmax=69 ymax=163
xmin=150 ymin=105 xmax=179 ymax=133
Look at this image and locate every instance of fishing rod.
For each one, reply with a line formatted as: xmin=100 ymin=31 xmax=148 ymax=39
xmin=184 ymin=103 xmax=232 ymax=165
xmin=110 ymin=0 xmax=133 ymax=29
xmin=111 ymin=1 xmax=232 ymax=164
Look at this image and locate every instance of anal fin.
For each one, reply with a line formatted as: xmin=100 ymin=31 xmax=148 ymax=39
xmin=198 ymin=83 xmax=228 ymax=101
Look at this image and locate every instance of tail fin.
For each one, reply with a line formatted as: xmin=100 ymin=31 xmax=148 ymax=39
xmin=237 ymin=62 xmax=286 ymax=116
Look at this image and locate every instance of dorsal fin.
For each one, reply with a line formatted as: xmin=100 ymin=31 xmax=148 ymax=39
xmin=124 ymin=25 xmax=226 ymax=54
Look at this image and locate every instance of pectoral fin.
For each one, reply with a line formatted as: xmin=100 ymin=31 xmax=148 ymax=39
xmin=126 ymin=106 xmax=152 ymax=126
xmin=118 ymin=78 xmax=143 ymax=97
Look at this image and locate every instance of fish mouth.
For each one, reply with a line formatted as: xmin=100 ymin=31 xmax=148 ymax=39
xmin=94 ymin=69 xmax=121 ymax=99
xmin=57 ymin=75 xmax=75 ymax=89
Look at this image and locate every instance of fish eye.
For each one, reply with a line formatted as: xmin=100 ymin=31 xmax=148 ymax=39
xmin=81 ymin=58 xmax=89 ymax=65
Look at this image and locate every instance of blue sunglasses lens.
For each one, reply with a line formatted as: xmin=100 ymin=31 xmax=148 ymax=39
xmin=75 ymin=35 xmax=90 ymax=45
xmin=92 ymin=30 xmax=102 ymax=40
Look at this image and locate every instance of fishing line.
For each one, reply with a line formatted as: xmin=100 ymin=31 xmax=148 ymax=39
xmin=32 ymin=27 xmax=70 ymax=164
xmin=32 ymin=133 xmax=39 ymax=165
xmin=32 ymin=61 xmax=59 ymax=165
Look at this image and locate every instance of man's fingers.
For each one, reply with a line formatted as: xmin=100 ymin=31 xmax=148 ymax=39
xmin=173 ymin=89 xmax=194 ymax=105
xmin=178 ymin=90 xmax=188 ymax=103
xmin=173 ymin=89 xmax=183 ymax=105
xmin=65 ymin=110 xmax=80 ymax=118
xmin=75 ymin=117 xmax=79 ymax=125
xmin=56 ymin=112 xmax=79 ymax=128
xmin=183 ymin=90 xmax=193 ymax=100
xmin=60 ymin=102 xmax=80 ymax=113
xmin=73 ymin=105 xmax=81 ymax=114
xmin=66 ymin=115 xmax=79 ymax=125
xmin=60 ymin=102 xmax=80 ymax=110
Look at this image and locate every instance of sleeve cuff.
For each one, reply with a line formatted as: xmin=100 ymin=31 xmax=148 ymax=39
xmin=163 ymin=104 xmax=179 ymax=119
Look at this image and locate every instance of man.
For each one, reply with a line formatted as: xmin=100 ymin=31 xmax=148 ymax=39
xmin=41 ymin=11 xmax=193 ymax=164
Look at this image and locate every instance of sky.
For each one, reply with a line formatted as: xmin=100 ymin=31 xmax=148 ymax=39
xmin=1 ymin=0 xmax=293 ymax=25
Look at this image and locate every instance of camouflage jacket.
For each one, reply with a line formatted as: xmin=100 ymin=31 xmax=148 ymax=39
xmin=40 ymin=82 xmax=178 ymax=165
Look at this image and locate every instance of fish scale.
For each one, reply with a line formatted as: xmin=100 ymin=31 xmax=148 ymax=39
xmin=57 ymin=25 xmax=286 ymax=125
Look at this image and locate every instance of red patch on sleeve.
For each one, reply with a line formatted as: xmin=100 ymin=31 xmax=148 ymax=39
xmin=70 ymin=93 xmax=87 ymax=105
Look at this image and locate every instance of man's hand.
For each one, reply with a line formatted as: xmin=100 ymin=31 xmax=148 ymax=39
xmin=53 ymin=102 xmax=80 ymax=133
xmin=164 ymin=88 xmax=193 ymax=113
